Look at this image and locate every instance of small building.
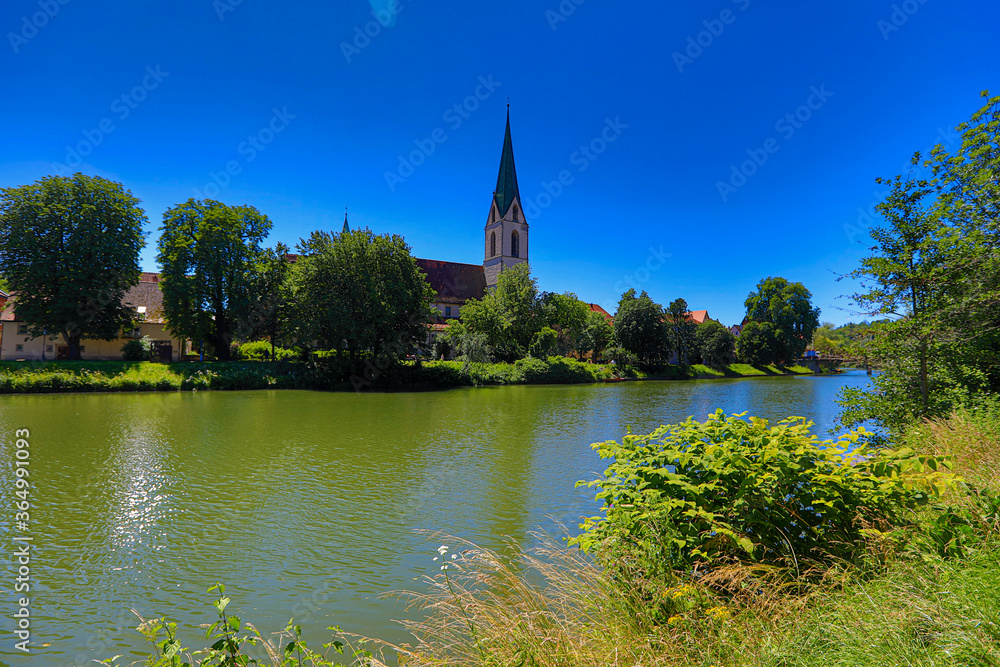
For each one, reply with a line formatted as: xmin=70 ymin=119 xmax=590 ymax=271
xmin=0 ymin=273 xmax=184 ymax=361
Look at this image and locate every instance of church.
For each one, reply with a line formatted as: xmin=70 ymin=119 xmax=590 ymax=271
xmin=415 ymin=108 xmax=529 ymax=323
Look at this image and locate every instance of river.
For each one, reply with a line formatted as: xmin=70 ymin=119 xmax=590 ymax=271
xmin=0 ymin=370 xmax=872 ymax=666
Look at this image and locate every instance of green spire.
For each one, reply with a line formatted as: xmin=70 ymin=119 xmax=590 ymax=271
xmin=342 ymin=209 xmax=350 ymax=234
xmin=493 ymin=108 xmax=520 ymax=217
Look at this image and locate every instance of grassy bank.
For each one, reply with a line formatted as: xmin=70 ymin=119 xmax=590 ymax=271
xmin=0 ymin=358 xmax=815 ymax=394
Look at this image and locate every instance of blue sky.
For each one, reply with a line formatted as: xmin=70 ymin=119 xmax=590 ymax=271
xmin=1 ymin=0 xmax=998 ymax=327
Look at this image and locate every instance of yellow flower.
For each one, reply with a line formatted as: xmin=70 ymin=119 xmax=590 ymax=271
xmin=667 ymin=615 xmax=682 ymax=626
xmin=706 ymin=605 xmax=730 ymax=620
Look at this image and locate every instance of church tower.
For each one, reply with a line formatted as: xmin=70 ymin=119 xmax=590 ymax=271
xmin=484 ymin=108 xmax=528 ymax=288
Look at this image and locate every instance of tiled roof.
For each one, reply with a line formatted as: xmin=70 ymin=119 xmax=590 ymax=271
xmin=688 ymin=309 xmax=710 ymax=324
xmin=416 ymin=258 xmax=486 ymax=304
xmin=587 ymin=303 xmax=614 ymax=322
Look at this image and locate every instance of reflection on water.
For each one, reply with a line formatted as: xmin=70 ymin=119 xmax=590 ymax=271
xmin=0 ymin=371 xmax=871 ymax=666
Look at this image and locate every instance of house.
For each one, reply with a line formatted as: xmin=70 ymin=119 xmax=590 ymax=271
xmin=0 ymin=273 xmax=184 ymax=361
xmin=588 ymin=303 xmax=614 ymax=323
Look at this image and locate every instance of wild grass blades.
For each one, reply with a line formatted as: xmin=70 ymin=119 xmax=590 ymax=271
xmin=379 ymin=532 xmax=706 ymax=667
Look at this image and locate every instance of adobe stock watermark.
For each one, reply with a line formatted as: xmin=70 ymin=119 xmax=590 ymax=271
xmin=672 ymin=0 xmax=751 ymax=74
xmin=843 ymin=124 xmax=959 ymax=244
xmin=193 ymin=107 xmax=296 ymax=199
xmin=877 ymin=0 xmax=929 ymax=41
xmin=384 ymin=75 xmax=502 ymax=192
xmin=614 ymin=246 xmax=672 ymax=294
xmin=52 ymin=66 xmax=170 ymax=175
xmin=716 ymin=84 xmax=834 ymax=202
xmin=520 ymin=116 xmax=628 ymax=220
xmin=545 ymin=0 xmax=586 ymax=30
xmin=7 ymin=0 xmax=71 ymax=54
xmin=340 ymin=0 xmax=407 ymax=63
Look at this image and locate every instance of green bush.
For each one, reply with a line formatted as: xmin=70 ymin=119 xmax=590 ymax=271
xmin=121 ymin=336 xmax=153 ymax=361
xmin=237 ymin=340 xmax=297 ymax=362
xmin=574 ymin=410 xmax=959 ymax=583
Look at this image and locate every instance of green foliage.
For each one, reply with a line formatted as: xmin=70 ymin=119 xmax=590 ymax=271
xmin=541 ymin=292 xmax=591 ymax=356
xmin=664 ymin=298 xmax=697 ymax=368
xmin=0 ymin=173 xmax=147 ymax=360
xmin=744 ymin=277 xmax=820 ymax=363
xmin=157 ymin=199 xmax=272 ymax=361
xmin=839 ymin=92 xmax=1000 ymax=435
xmin=121 ymin=336 xmax=154 ymax=362
xmin=613 ymin=289 xmax=668 ymax=368
xmin=235 ymin=243 xmax=292 ymax=355
xmin=580 ymin=310 xmax=614 ymax=361
xmin=574 ymin=411 xmax=958 ymax=582
xmin=529 ymin=326 xmax=558 ymax=358
xmin=456 ymin=264 xmax=543 ymax=362
xmin=736 ymin=321 xmax=777 ymax=365
xmin=236 ymin=340 xmax=297 ymax=362
xmin=694 ymin=320 xmax=736 ymax=367
xmin=284 ymin=228 xmax=435 ymax=368
xmin=127 ymin=583 xmax=373 ymax=667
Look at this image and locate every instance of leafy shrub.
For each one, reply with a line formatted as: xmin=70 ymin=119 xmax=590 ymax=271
xmin=121 ymin=336 xmax=153 ymax=361
xmin=604 ymin=346 xmax=638 ymax=369
xmin=238 ymin=340 xmax=297 ymax=362
xmin=574 ymin=410 xmax=958 ymax=584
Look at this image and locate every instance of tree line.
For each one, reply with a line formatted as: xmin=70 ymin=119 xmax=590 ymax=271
xmin=0 ymin=174 xmax=821 ymax=372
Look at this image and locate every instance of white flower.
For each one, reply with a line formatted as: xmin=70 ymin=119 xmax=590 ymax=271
xmin=437 ymin=545 xmax=448 ymax=555
xmin=441 ymin=564 xmax=448 ymax=571
xmin=451 ymin=554 xmax=457 ymax=559
xmin=432 ymin=557 xmax=438 ymax=561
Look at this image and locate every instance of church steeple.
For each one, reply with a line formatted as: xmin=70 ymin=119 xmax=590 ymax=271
xmin=493 ymin=107 xmax=520 ymax=219
xmin=342 ymin=208 xmax=350 ymax=234
xmin=483 ymin=107 xmax=528 ymax=288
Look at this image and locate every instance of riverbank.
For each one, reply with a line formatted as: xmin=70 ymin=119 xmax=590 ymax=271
xmin=0 ymin=358 xmax=816 ymax=394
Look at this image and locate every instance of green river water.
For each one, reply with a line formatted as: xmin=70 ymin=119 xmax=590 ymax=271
xmin=0 ymin=371 xmax=873 ymax=666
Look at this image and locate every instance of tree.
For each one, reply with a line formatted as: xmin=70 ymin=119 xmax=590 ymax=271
xmin=744 ymin=277 xmax=820 ymax=363
xmin=580 ymin=310 xmax=614 ymax=361
xmin=695 ymin=320 xmax=736 ymax=367
xmin=837 ymin=93 xmax=1000 ymax=434
xmin=541 ymin=292 xmax=590 ymax=356
xmin=736 ymin=321 xmax=777 ymax=366
xmin=284 ymin=228 xmax=435 ymax=366
xmin=613 ymin=289 xmax=668 ymax=368
xmin=665 ymin=298 xmax=697 ymax=368
xmin=157 ymin=199 xmax=272 ymax=361
xmin=0 ymin=174 xmax=146 ymax=360
xmin=237 ymin=243 xmax=291 ymax=361
xmin=457 ymin=263 xmax=543 ymax=362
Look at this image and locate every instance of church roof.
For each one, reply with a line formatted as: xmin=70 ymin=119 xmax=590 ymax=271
xmin=493 ymin=109 xmax=521 ymax=217
xmin=415 ymin=258 xmax=486 ymax=305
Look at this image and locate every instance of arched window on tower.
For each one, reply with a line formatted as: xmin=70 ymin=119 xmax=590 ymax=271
xmin=490 ymin=231 xmax=496 ymax=257
xmin=513 ymin=203 xmax=519 ymax=221
xmin=511 ymin=230 xmax=520 ymax=258
xmin=490 ymin=207 xmax=495 ymax=223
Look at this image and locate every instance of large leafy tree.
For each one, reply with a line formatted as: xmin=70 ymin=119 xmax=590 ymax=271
xmin=838 ymin=92 xmax=1000 ymax=434
xmin=157 ymin=199 xmax=272 ymax=361
xmin=744 ymin=277 xmax=820 ymax=363
xmin=665 ymin=297 xmax=697 ymax=368
xmin=235 ymin=242 xmax=291 ymax=360
xmin=613 ymin=289 xmax=668 ymax=368
xmin=284 ymin=228 xmax=435 ymax=365
xmin=581 ymin=309 xmax=614 ymax=361
xmin=736 ymin=321 xmax=777 ymax=366
xmin=695 ymin=319 xmax=736 ymax=367
xmin=0 ymin=174 xmax=146 ymax=360
xmin=457 ymin=263 xmax=543 ymax=362
xmin=541 ymin=292 xmax=591 ymax=356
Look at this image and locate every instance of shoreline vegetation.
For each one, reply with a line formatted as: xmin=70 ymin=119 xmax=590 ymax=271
xmin=0 ymin=358 xmax=818 ymax=395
